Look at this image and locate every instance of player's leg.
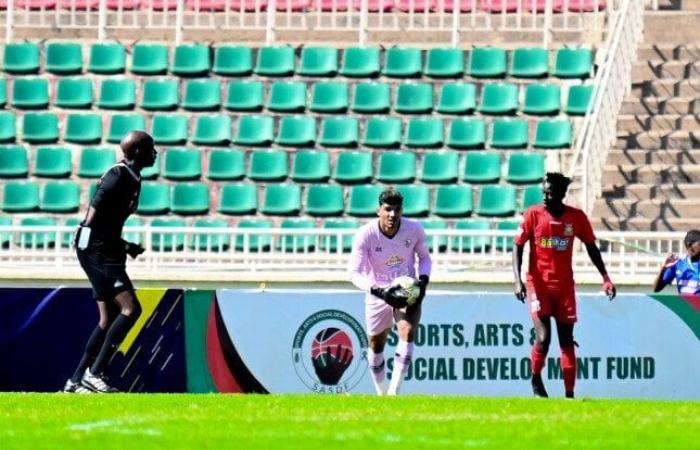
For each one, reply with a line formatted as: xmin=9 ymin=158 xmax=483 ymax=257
xmin=556 ymin=321 xmax=576 ymax=399
xmin=387 ymin=305 xmax=420 ymax=396
xmin=365 ymin=301 xmax=394 ymax=395
xmin=530 ymin=314 xmax=551 ymax=398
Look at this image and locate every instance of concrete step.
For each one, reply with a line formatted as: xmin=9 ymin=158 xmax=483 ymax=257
xmin=615 ymin=130 xmax=700 ymax=149
xmin=601 ymin=182 xmax=700 ymax=200
xmin=630 ymin=79 xmax=700 ymax=97
xmin=644 ymin=11 xmax=700 ymax=44
xmin=605 ymin=148 xmax=700 ymax=164
xmin=620 ymin=97 xmax=699 ymax=115
xmin=591 ymin=216 xmax=700 ymax=231
xmin=632 ymin=60 xmax=700 ymax=82
xmin=637 ymin=44 xmax=700 ymax=61
xmin=592 ymin=198 xmax=700 ymax=219
xmin=617 ymin=114 xmax=700 ymax=132
xmin=602 ymin=163 xmax=700 ymax=184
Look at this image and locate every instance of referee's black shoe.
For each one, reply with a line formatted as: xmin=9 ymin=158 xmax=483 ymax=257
xmin=531 ymin=374 xmax=549 ymax=398
xmin=82 ymin=369 xmax=120 ymax=393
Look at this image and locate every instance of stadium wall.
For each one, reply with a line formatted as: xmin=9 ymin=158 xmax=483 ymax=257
xmin=2 ymin=287 xmax=699 ymax=399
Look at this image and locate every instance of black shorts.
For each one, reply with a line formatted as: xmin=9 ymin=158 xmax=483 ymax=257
xmin=77 ymin=246 xmax=133 ymax=301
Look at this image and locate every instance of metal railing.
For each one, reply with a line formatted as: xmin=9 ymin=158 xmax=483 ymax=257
xmin=0 ymin=225 xmax=682 ymax=283
xmin=566 ymin=0 xmax=644 ymax=213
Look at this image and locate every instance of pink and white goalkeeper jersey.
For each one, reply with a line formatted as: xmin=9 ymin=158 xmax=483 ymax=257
xmin=348 ymin=219 xmax=432 ymax=297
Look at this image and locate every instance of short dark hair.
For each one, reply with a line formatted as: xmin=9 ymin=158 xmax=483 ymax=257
xmin=378 ymin=188 xmax=403 ymax=207
xmin=545 ymin=172 xmax=572 ymax=193
xmin=685 ymin=230 xmax=700 ymax=248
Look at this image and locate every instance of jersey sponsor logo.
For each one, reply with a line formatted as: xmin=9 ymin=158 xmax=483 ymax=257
xmin=385 ymin=255 xmax=404 ymax=269
xmin=564 ymin=223 xmax=574 ymax=236
xmin=539 ymin=237 xmax=570 ymax=251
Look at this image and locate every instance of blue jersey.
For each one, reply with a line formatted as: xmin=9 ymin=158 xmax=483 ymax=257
xmin=662 ymin=256 xmax=700 ymax=295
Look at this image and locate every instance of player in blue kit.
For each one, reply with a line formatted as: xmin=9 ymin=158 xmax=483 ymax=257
xmin=653 ymin=230 xmax=700 ymax=296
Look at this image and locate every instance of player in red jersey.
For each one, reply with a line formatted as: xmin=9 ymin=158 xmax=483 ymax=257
xmin=512 ymin=172 xmax=616 ymax=399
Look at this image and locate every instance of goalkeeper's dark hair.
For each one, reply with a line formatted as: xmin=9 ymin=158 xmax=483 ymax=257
xmin=378 ymin=188 xmax=403 ymax=207
xmin=545 ymin=172 xmax=572 ymax=193
xmin=684 ymin=229 xmax=700 ymax=248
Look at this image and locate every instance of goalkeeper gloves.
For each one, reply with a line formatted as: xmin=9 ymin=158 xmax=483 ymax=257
xmin=415 ymin=275 xmax=429 ymax=304
xmin=370 ymin=285 xmax=407 ymax=309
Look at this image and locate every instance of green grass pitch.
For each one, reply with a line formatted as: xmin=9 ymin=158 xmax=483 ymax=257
xmin=1 ymin=394 xmax=699 ymax=449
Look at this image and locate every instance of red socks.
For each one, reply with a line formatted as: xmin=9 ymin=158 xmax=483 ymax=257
xmin=531 ymin=346 xmax=546 ymax=376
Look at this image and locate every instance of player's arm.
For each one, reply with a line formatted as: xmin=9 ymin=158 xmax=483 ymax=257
xmin=415 ymin=227 xmax=432 ymax=302
xmin=512 ymin=211 xmax=532 ymax=302
xmin=652 ymin=254 xmax=678 ymax=292
xmin=578 ymin=211 xmax=616 ymax=300
xmin=348 ymin=229 xmax=373 ymax=293
xmin=74 ymin=167 xmax=121 ymax=249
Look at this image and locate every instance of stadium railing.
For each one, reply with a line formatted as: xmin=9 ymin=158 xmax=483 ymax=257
xmin=0 ymin=224 xmax=684 ymax=283
xmin=566 ymin=0 xmax=644 ymax=213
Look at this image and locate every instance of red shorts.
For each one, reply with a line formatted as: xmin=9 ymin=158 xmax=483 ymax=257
xmin=526 ymin=282 xmax=577 ymax=324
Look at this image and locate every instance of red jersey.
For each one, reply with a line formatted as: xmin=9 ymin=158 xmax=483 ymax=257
xmin=514 ymin=205 xmax=596 ymax=289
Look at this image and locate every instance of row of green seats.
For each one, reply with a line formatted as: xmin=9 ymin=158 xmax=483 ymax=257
xmin=10 ymin=77 xmax=591 ymax=116
xmin=3 ymin=42 xmax=594 ymax=79
xmin=0 ymin=112 xmax=573 ymax=148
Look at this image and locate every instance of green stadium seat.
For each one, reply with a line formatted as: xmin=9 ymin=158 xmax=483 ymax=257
xmin=64 ymin=113 xmax=103 ymax=144
xmin=218 ymin=183 xmax=258 ymax=215
xmin=0 ymin=113 xmax=16 ymax=142
xmin=55 ymin=77 xmax=93 ymax=109
xmin=397 ymin=185 xmax=430 ymax=217
xmin=278 ymin=218 xmax=316 ymax=252
xmin=553 ymin=48 xmax=593 ymax=79
xmin=291 ymin=149 xmax=330 ymax=182
xmin=141 ymin=79 xmax=179 ymax=111
xmin=299 ymin=47 xmax=338 ymax=77
xmin=207 ymin=149 xmax=245 ymax=181
xmin=425 ymin=48 xmax=464 ymax=78
xmin=87 ymin=182 xmax=98 ymax=204
xmin=310 ymin=82 xmax=348 ymax=113
xmin=12 ymin=78 xmax=49 ymax=109
xmin=41 ymin=181 xmax=80 ymax=212
xmin=3 ymin=181 xmax=39 ymax=212
xmin=436 ymin=83 xmax=476 ymax=114
xmin=182 ymin=79 xmax=221 ymax=111
xmin=420 ymin=218 xmax=448 ymax=252
xmin=23 ymin=113 xmax=59 ymax=144
xmin=421 ymin=151 xmax=459 ymax=183
xmin=172 ymin=44 xmax=211 ymax=76
xmin=189 ymin=218 xmax=230 ymax=252
xmin=306 ymin=184 xmax=344 ymax=217
xmin=405 ymin=118 xmax=444 ymax=148
xmin=434 ymin=185 xmax=473 ymax=217
xmin=19 ymin=216 xmax=57 ymax=249
xmin=268 ymin=81 xmax=307 ymax=112
xmin=107 ymin=114 xmax=146 ymax=143
xmin=0 ymin=79 xmax=6 ymax=108
xmin=507 ymin=152 xmax=545 ymax=184
xmin=192 ymin=114 xmax=232 ymax=145
xmin=395 ymin=83 xmax=433 ymax=114
xmin=140 ymin=151 xmax=161 ymax=180
xmin=34 ymin=146 xmax=72 ymax=178
xmin=150 ymin=218 xmax=186 ymax=252
xmin=89 ymin=43 xmax=126 ymax=74
xmin=490 ymin=119 xmax=529 ymax=149
xmin=523 ymin=84 xmax=561 ymax=115
xmin=235 ymin=115 xmax=274 ymax=146
xmin=137 ymin=182 xmax=170 ymax=214
xmin=477 ymin=185 xmax=517 ymax=217
xmin=451 ymin=219 xmax=491 ymax=252
xmin=234 ymin=219 xmax=273 ymax=252
xmin=447 ymin=118 xmax=485 ymax=149
xmin=347 ymin=184 xmax=383 ymax=217
xmin=351 ymin=83 xmax=391 ymax=114
xmin=171 ymin=182 xmax=210 ymax=215
xmin=78 ymin=147 xmax=116 ymax=178
xmin=383 ymin=47 xmax=422 ymax=78
xmin=3 ymin=42 xmax=40 ymax=74
xmin=61 ymin=217 xmax=82 ymax=248
xmin=565 ymin=84 xmax=594 ymax=116
xmin=97 ymin=78 xmax=136 ymax=110
xmin=534 ymin=119 xmax=572 ymax=149
xmin=478 ymin=83 xmax=519 ymax=115
xmin=319 ymin=117 xmax=358 ymax=147
xmin=255 ymin=46 xmax=295 ymax=76
xmin=277 ymin=116 xmax=316 ymax=147
xmin=131 ymin=44 xmax=169 ymax=75
xmin=262 ymin=183 xmax=301 ymax=215
xmin=363 ymin=117 xmax=402 ymax=148
xmin=0 ymin=216 xmax=12 ymax=247
xmin=469 ymin=47 xmax=507 ymax=78
xmin=46 ymin=42 xmax=83 ymax=74
xmin=225 ymin=80 xmax=264 ymax=111
xmin=322 ymin=218 xmax=357 ymax=253
xmin=462 ymin=151 xmax=501 ymax=183
xmin=509 ymin=47 xmax=549 ymax=78
xmin=121 ymin=217 xmax=144 ymax=246
xmin=521 ymin=184 xmax=544 ymax=211
xmin=213 ymin=45 xmax=254 ymax=76
xmin=340 ymin=47 xmax=381 ymax=78
xmin=495 ymin=219 xmax=520 ymax=251
xmin=248 ymin=149 xmax=288 ymax=181
xmin=151 ymin=114 xmax=189 ymax=145
xmin=377 ymin=151 xmax=416 ymax=183
xmin=163 ymin=148 xmax=202 ymax=180
xmin=333 ymin=151 xmax=373 ymax=184
xmin=0 ymin=145 xmax=28 ymax=178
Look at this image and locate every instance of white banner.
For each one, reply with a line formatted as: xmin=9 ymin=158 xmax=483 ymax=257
xmin=216 ymin=290 xmax=700 ymax=399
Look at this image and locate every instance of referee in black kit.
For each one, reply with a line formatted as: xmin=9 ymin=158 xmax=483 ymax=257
xmin=64 ymin=131 xmax=157 ymax=393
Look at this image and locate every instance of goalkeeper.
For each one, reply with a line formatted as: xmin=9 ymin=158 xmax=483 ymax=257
xmin=348 ymin=189 xmax=431 ymax=395
xmin=64 ymin=131 xmax=157 ymax=394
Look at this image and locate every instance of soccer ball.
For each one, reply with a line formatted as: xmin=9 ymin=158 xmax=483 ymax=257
xmin=392 ymin=276 xmax=420 ymax=306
